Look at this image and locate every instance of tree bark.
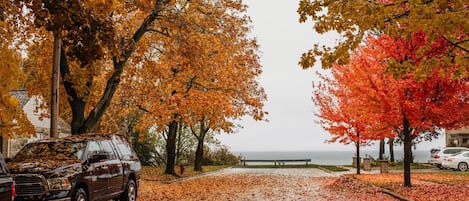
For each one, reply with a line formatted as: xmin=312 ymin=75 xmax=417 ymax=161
xmin=389 ymin=138 xmax=395 ymax=163
xmin=379 ymin=139 xmax=385 ymax=160
xmin=356 ymin=141 xmax=360 ymax=174
xmin=164 ymin=121 xmax=178 ymax=175
xmin=194 ymin=134 xmax=205 ymax=171
xmin=403 ymin=116 xmax=412 ymax=187
xmin=194 ymin=119 xmax=209 ymax=172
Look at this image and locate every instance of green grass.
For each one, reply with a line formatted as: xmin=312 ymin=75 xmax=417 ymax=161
xmin=437 ymin=170 xmax=469 ymax=176
xmin=387 ymin=163 xmax=434 ymax=170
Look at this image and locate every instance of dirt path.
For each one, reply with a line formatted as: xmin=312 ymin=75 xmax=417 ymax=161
xmin=138 ymin=168 xmax=397 ymax=201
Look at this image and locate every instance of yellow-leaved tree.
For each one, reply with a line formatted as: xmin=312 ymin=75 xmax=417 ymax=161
xmin=298 ymin=0 xmax=468 ymax=77
xmin=0 ymin=1 xmax=35 ymax=138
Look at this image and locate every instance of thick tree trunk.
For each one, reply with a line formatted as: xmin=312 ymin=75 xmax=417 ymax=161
xmin=194 ymin=119 xmax=209 ymax=172
xmin=356 ymin=141 xmax=360 ymax=174
xmin=403 ymin=116 xmax=412 ymax=187
xmin=389 ymin=138 xmax=395 ymax=163
xmin=379 ymin=139 xmax=385 ymax=160
xmin=194 ymin=135 xmax=205 ymax=171
xmin=164 ymin=121 xmax=178 ymax=175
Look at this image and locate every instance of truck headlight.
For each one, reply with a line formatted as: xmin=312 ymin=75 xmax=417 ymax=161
xmin=47 ymin=178 xmax=71 ymax=191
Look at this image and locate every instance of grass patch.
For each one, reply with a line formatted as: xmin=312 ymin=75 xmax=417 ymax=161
xmin=319 ymin=165 xmax=349 ymax=172
xmin=387 ymin=163 xmax=433 ymax=170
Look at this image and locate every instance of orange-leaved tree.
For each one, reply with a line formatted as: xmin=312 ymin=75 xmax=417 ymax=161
xmin=321 ymin=32 xmax=469 ymax=187
xmin=313 ymin=51 xmax=396 ymax=174
xmin=0 ymin=1 xmax=35 ymax=138
xmin=19 ymin=0 xmax=175 ymax=134
xmin=109 ymin=0 xmax=266 ymax=175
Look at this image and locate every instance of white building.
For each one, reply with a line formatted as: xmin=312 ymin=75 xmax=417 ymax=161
xmin=1 ymin=90 xmax=71 ymax=158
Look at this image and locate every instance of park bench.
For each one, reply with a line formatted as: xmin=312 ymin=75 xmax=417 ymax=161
xmin=240 ymin=159 xmax=311 ymax=167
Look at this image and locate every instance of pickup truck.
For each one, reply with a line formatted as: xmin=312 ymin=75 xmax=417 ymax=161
xmin=7 ymin=133 xmax=141 ymax=201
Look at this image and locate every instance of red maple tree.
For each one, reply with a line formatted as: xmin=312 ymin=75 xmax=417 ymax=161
xmin=314 ymin=31 xmax=469 ymax=186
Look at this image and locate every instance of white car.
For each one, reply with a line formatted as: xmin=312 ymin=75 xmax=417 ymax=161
xmin=442 ymin=151 xmax=469 ymax=171
xmin=428 ymin=147 xmax=469 ymax=169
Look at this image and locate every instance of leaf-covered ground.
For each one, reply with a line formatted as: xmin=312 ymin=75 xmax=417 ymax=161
xmin=138 ymin=167 xmax=397 ymax=200
xmin=354 ymin=173 xmax=469 ymax=201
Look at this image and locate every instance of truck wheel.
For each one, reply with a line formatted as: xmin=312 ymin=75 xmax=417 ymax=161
xmin=120 ymin=179 xmax=137 ymax=201
xmin=73 ymin=187 xmax=88 ymax=201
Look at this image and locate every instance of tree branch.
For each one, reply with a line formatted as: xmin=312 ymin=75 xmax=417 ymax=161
xmin=441 ymin=36 xmax=469 ymax=53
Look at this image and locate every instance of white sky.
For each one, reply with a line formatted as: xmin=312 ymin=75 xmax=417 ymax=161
xmin=217 ymin=0 xmax=446 ymax=152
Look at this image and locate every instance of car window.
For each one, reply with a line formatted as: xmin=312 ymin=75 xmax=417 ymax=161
xmin=113 ymin=136 xmax=136 ymax=160
xmin=444 ymin=149 xmax=460 ymax=154
xmin=100 ymin=140 xmax=117 ymax=160
xmin=87 ymin=141 xmax=101 ymax=157
xmin=116 ymin=143 xmax=133 ymax=160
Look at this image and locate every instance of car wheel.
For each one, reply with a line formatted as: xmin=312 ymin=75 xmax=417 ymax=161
xmin=72 ymin=187 xmax=88 ymax=201
xmin=437 ymin=164 xmax=444 ymax=169
xmin=457 ymin=162 xmax=468 ymax=171
xmin=120 ymin=179 xmax=137 ymax=201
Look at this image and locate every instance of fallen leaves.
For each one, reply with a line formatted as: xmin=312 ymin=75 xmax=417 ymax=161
xmin=138 ymin=167 xmax=396 ymax=200
xmin=354 ymin=173 xmax=469 ymax=201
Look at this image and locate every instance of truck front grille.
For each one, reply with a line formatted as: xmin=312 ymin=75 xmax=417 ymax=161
xmin=14 ymin=174 xmax=46 ymax=196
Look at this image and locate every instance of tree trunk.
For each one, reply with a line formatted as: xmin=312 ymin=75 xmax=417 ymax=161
xmin=356 ymin=141 xmax=360 ymax=174
xmin=379 ymin=139 xmax=385 ymax=160
xmin=403 ymin=116 xmax=412 ymax=187
xmin=59 ymin=3 xmax=170 ymax=134
xmin=164 ymin=121 xmax=178 ymax=175
xmin=194 ymin=135 xmax=205 ymax=171
xmin=389 ymin=138 xmax=395 ymax=163
xmin=194 ymin=119 xmax=209 ymax=172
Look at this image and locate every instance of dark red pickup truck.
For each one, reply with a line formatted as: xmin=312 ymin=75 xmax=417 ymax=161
xmin=8 ymin=133 xmax=140 ymax=201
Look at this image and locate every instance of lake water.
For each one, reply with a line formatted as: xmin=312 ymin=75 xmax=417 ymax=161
xmin=233 ymin=150 xmax=430 ymax=165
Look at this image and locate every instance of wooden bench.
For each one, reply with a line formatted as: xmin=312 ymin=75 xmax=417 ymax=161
xmin=240 ymin=159 xmax=311 ymax=167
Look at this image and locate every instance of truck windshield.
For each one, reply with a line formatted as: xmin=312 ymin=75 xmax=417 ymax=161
xmin=13 ymin=141 xmax=87 ymax=161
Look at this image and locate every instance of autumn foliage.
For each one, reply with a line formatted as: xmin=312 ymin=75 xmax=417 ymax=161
xmin=313 ymin=32 xmax=469 ymax=186
xmin=0 ymin=1 xmax=35 ymax=138
xmin=298 ymin=0 xmax=469 ymax=76
xmin=9 ymin=0 xmax=266 ymax=138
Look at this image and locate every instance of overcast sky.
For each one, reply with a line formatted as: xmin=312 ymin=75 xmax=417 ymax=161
xmin=217 ymin=0 xmax=446 ymax=152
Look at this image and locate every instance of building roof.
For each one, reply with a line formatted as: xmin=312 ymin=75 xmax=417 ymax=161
xmin=10 ymin=89 xmax=29 ymax=108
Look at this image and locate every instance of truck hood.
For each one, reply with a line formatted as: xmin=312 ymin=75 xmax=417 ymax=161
xmin=7 ymin=159 xmax=82 ymax=175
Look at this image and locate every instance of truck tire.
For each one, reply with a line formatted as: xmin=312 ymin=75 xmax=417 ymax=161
xmin=73 ymin=187 xmax=88 ymax=201
xmin=120 ymin=179 xmax=137 ymax=201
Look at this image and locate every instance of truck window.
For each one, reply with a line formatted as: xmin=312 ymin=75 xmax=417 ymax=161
xmin=100 ymin=140 xmax=117 ymax=160
xmin=87 ymin=141 xmax=101 ymax=158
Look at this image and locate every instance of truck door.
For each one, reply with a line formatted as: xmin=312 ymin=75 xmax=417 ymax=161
xmin=85 ymin=140 xmax=110 ymax=201
xmin=100 ymin=140 xmax=124 ymax=196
